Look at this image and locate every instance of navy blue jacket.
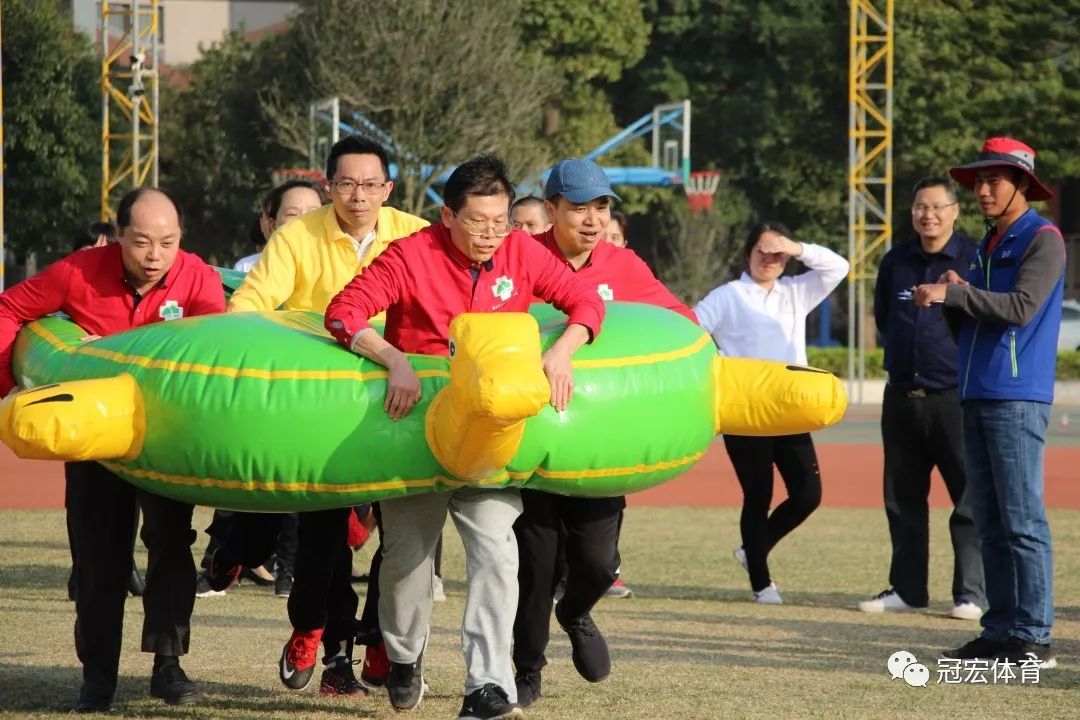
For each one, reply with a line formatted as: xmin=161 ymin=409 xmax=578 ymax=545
xmin=874 ymin=233 xmax=977 ymax=391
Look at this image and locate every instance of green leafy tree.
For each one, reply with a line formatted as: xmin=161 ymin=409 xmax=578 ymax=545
xmin=892 ymin=0 xmax=1080 ymax=239
xmin=265 ymin=0 xmax=559 ymax=217
xmin=161 ymin=31 xmax=309 ymax=262
xmin=2 ymin=0 xmax=99 ymax=263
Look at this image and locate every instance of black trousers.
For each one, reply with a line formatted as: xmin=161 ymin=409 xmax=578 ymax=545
xmin=723 ymin=433 xmax=821 ymax=592
xmin=355 ymin=503 xmax=383 ymax=646
xmin=288 ymin=508 xmax=358 ymax=658
xmin=512 ymin=490 xmax=623 ymax=674
xmin=209 ymin=510 xmax=298 ymax=575
xmin=65 ymin=462 xmax=196 ymax=694
xmin=882 ymin=385 xmax=985 ymax=607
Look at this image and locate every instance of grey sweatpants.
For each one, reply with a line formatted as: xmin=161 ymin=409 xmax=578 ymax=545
xmin=379 ymin=487 xmax=522 ymax=700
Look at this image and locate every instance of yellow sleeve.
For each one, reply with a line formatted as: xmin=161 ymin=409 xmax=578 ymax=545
xmin=227 ymin=232 xmax=298 ymax=312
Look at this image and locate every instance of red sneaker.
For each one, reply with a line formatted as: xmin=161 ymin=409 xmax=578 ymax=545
xmin=347 ymin=509 xmax=371 ymax=550
xmin=361 ymin=641 xmax=391 ymax=687
xmin=604 ymin=578 xmax=633 ymax=599
xmin=280 ymin=628 xmax=323 ymax=690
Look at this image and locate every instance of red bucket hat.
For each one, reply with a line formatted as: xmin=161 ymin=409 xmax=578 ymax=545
xmin=949 ymin=137 xmax=1054 ymax=201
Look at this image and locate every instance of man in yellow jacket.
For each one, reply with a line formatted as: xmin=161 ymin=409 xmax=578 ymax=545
xmin=230 ymin=153 xmax=426 ymax=312
xmin=212 ymin=136 xmax=426 ymax=697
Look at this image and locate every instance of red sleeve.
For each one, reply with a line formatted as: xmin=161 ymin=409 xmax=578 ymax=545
xmin=324 ymin=241 xmax=410 ymax=349
xmin=0 ymin=258 xmax=75 ymax=394
xmin=527 ymin=240 xmax=606 ymax=341
xmin=185 ymin=263 xmax=227 ymax=317
xmin=624 ymin=252 xmax=697 ymax=322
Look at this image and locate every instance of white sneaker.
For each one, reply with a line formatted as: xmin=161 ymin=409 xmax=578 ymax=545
xmin=948 ymin=601 xmax=983 ymax=620
xmin=858 ymin=589 xmax=920 ymax=614
xmin=432 ymin=575 xmax=446 ymax=603
xmin=752 ymin=582 xmax=782 ymax=605
xmin=732 ymin=546 xmax=748 ymax=571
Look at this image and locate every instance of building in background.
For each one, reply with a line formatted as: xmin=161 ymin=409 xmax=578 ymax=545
xmin=67 ymin=0 xmax=297 ymax=65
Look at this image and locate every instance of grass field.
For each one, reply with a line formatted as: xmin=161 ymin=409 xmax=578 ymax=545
xmin=1 ymin=506 xmax=1077 ymax=719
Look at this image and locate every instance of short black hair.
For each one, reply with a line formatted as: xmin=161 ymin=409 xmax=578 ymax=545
xmin=72 ymin=221 xmax=117 ymax=251
xmin=115 ymin=187 xmax=184 ymax=232
xmin=249 ymin=214 xmax=267 ymax=248
xmin=743 ymin=220 xmax=794 ymax=261
xmin=262 ymin=179 xmax=323 ymax=219
xmin=325 ymin=135 xmax=391 ymax=181
xmin=510 ymin=195 xmax=544 ymax=212
xmin=609 ymin=210 xmax=629 ymax=232
xmin=443 ymin=154 xmax=516 ymax=214
xmin=912 ymin=176 xmax=958 ymax=203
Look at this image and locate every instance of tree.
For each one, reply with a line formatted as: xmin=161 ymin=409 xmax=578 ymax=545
xmin=161 ymin=31 xmax=309 ymax=262
xmin=265 ymin=0 xmax=560 ymax=217
xmin=2 ymin=0 xmax=99 ymax=263
xmin=652 ymin=176 xmax=751 ymax=304
xmin=619 ymin=0 xmax=1080 ymax=250
xmin=891 ymin=0 xmax=1080 ymax=239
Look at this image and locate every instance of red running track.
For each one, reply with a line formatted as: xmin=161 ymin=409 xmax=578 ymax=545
xmin=2 ymin=441 xmax=1079 ymax=510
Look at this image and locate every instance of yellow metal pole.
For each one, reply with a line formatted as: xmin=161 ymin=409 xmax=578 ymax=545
xmin=846 ymin=0 xmax=893 ymax=402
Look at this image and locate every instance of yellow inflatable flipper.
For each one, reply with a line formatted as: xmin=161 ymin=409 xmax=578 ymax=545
xmin=712 ymin=355 xmax=847 ymax=436
xmin=425 ymin=314 xmax=550 ymax=480
xmin=0 ymin=374 xmax=145 ymax=461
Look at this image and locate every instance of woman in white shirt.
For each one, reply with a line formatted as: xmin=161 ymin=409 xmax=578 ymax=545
xmin=695 ymin=222 xmax=849 ymax=604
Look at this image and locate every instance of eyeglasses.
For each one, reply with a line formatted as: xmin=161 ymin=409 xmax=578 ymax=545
xmin=331 ymin=178 xmax=388 ymax=196
xmin=454 ymin=213 xmax=513 ymax=238
xmin=912 ymin=202 xmax=958 ymax=215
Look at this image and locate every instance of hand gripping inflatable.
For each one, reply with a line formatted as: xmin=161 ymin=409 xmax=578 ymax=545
xmin=0 ymin=303 xmax=847 ymax=510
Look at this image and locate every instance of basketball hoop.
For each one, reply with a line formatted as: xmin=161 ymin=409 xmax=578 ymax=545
xmin=271 ymin=167 xmax=329 ymax=193
xmin=684 ymin=170 xmax=721 ymax=213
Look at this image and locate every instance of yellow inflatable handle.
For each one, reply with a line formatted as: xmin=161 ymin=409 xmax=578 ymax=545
xmin=425 ymin=313 xmax=550 ymax=480
xmin=0 ymin=375 xmax=145 ymax=461
xmin=712 ymin=355 xmax=847 ymax=436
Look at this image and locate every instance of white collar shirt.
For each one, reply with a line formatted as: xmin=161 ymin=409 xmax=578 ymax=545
xmin=693 ymin=243 xmax=849 ymax=365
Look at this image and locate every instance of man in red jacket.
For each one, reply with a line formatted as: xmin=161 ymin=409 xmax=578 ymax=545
xmin=324 ymin=154 xmax=604 ymax=720
xmin=0 ymin=188 xmax=226 ymax=712
xmin=513 ymin=158 xmax=696 ymax=709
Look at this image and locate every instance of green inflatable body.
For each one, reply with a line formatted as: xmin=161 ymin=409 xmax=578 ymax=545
xmin=9 ymin=303 xmax=717 ymax=510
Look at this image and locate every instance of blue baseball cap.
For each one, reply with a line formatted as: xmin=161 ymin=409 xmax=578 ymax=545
xmin=544 ymin=158 xmax=620 ymax=203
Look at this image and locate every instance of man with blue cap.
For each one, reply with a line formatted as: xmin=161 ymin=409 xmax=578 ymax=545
xmin=511 ymin=159 xmax=696 ymax=709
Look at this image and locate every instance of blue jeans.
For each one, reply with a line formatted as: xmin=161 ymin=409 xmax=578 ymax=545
xmin=962 ymin=400 xmax=1054 ymax=645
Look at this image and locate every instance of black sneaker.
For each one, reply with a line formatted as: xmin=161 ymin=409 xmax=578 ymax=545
xmin=458 ymin=683 xmax=523 ymax=719
xmin=274 ymin=571 xmax=294 ymax=598
xmin=204 ymin=548 xmax=242 ymax=592
xmin=195 ymin=573 xmax=225 ymax=598
xmin=555 ymin=602 xmax=611 ymax=682
xmin=149 ymin=660 xmax=199 ymax=705
xmin=387 ymin=655 xmax=424 ymax=711
xmin=514 ymin=670 xmax=541 ymax=709
xmin=74 ymin=683 xmax=113 ymax=714
xmin=319 ymin=656 xmax=369 ymax=697
xmin=941 ymin=636 xmax=1009 ymax=660
xmin=996 ymin=639 xmax=1057 ymax=669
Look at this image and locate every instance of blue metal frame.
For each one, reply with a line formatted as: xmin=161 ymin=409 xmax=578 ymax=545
xmin=314 ymin=102 xmax=690 ymax=207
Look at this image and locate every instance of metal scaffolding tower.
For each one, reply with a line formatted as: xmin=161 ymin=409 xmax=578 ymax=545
xmin=100 ymin=1 xmax=160 ymax=221
xmin=847 ymin=0 xmax=894 ymax=403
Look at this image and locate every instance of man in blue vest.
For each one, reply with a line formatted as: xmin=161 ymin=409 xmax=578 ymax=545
xmin=914 ymin=137 xmax=1063 ymax=670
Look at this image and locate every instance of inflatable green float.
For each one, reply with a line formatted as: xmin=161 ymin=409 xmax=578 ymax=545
xmin=0 ymin=303 xmax=846 ymax=511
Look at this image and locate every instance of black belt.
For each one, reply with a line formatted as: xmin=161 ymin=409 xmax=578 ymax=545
xmin=897 ymin=386 xmax=955 ymax=398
